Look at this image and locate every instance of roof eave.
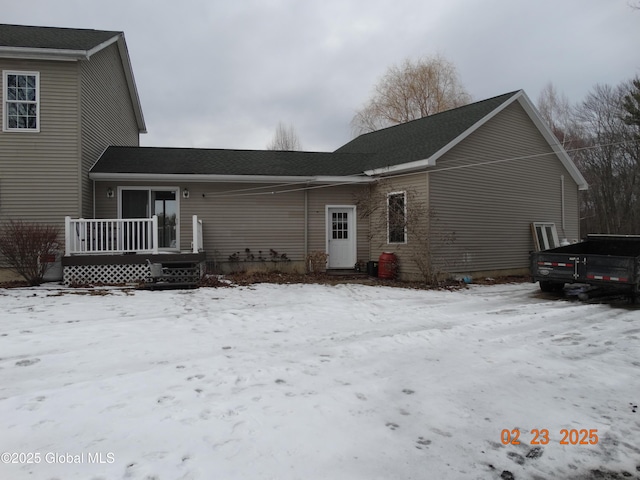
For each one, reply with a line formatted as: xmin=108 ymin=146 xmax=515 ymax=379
xmin=364 ymin=157 xmax=436 ymax=176
xmin=515 ymin=92 xmax=588 ymax=190
xmin=89 ymin=172 xmax=372 ymax=184
xmin=114 ymin=35 xmax=146 ymax=134
xmin=0 ymin=46 xmax=88 ymax=61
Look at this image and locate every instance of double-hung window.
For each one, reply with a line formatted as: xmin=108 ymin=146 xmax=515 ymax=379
xmin=388 ymin=191 xmax=407 ymax=244
xmin=3 ymin=71 xmax=40 ymax=132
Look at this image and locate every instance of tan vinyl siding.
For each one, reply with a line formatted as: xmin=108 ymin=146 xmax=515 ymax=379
xmin=94 ymin=181 xmax=370 ymax=267
xmin=80 ymin=44 xmax=139 ymax=218
xmin=369 ymin=172 xmax=429 ymax=280
xmin=0 ymin=58 xmax=81 ymax=225
xmin=307 ymin=184 xmax=370 ymax=264
xmin=187 ymin=183 xmax=306 ymax=263
xmin=94 ymin=181 xmax=119 ymax=219
xmin=428 ymin=101 xmax=580 ymax=275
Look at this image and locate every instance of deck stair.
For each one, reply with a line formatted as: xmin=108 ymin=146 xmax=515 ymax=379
xmin=145 ymin=259 xmax=201 ymax=289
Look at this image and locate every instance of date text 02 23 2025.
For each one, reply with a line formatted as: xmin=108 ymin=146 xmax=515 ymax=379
xmin=501 ymin=429 xmax=598 ymax=446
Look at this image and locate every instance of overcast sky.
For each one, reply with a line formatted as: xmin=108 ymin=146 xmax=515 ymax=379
xmin=5 ymin=0 xmax=640 ymax=151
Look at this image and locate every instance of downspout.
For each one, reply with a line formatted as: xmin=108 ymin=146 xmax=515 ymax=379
xmin=93 ymin=179 xmax=96 ymax=219
xmin=304 ymin=188 xmax=309 ymax=264
xmin=560 ymin=175 xmax=565 ymax=232
xmin=560 ymin=175 xmax=569 ymax=245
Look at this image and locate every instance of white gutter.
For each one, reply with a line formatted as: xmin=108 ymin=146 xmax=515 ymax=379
xmin=0 ymin=46 xmax=89 ymax=61
xmin=364 ymin=157 xmax=437 ymax=176
xmin=89 ymin=172 xmax=374 ymax=184
xmin=0 ymin=35 xmax=119 ymax=61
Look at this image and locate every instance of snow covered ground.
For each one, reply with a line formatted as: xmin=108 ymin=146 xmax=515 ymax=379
xmin=0 ymin=281 xmax=638 ymax=480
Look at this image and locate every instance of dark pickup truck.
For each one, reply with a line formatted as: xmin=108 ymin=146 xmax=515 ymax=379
xmin=530 ymin=234 xmax=640 ymax=301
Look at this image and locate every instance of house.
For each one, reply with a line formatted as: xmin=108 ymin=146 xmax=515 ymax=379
xmin=1 ymin=24 xmax=587 ymax=285
xmin=88 ymin=91 xmax=587 ymax=283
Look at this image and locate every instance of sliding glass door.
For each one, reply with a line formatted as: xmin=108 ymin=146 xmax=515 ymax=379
xmin=153 ymin=191 xmax=177 ymax=249
xmin=120 ymin=188 xmax=179 ymax=250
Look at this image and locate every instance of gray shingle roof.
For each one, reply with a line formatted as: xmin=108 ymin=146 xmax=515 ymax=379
xmin=92 ymin=147 xmax=372 ymax=177
xmin=335 ymin=91 xmax=520 ymax=170
xmin=91 ymin=92 xmax=520 ymax=178
xmin=0 ymin=24 xmax=120 ymax=51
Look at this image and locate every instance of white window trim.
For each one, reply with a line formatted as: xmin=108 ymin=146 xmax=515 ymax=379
xmin=2 ymin=70 xmax=40 ymax=133
xmin=532 ymin=222 xmax=560 ymax=251
xmin=117 ymin=186 xmax=181 ymax=251
xmin=387 ymin=191 xmax=407 ymax=244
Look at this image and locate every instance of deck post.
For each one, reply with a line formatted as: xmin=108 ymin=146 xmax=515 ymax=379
xmin=64 ymin=216 xmax=71 ymax=256
xmin=192 ymin=215 xmax=198 ymax=253
xmin=151 ymin=215 xmax=159 ymax=254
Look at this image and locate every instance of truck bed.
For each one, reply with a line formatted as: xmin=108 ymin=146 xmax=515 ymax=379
xmin=530 ymin=235 xmax=640 ymax=298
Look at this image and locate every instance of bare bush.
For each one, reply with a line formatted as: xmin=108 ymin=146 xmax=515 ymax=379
xmin=306 ymin=251 xmax=329 ymax=274
xmin=0 ymin=220 xmax=61 ymax=286
xmin=355 ymin=181 xmax=457 ymax=285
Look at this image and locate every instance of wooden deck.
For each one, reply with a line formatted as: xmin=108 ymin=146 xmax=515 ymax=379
xmin=62 ymin=252 xmax=206 ymax=287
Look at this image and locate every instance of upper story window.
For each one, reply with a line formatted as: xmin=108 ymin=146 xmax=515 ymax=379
xmin=3 ymin=71 xmax=40 ymax=132
xmin=388 ymin=191 xmax=407 ymax=244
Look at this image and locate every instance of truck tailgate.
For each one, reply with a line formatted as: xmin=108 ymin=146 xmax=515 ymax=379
xmin=585 ymin=255 xmax=636 ymax=284
xmin=533 ymin=253 xmax=578 ymax=282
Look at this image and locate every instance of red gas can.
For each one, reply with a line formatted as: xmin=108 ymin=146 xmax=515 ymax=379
xmin=378 ymin=252 xmax=398 ymax=279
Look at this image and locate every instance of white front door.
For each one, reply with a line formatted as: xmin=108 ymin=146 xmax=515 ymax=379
xmin=327 ymin=206 xmax=356 ymax=269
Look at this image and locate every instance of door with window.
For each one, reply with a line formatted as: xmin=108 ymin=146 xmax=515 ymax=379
xmin=120 ymin=188 xmax=179 ymax=249
xmin=327 ymin=206 xmax=356 ymax=269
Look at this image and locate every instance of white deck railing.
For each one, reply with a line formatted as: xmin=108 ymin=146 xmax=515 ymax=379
xmin=65 ymin=215 xmax=204 ymax=256
xmin=65 ymin=216 xmax=159 ymax=255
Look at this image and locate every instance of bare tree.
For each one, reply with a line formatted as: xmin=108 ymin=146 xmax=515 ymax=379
xmin=622 ymin=76 xmax=640 ymax=132
xmin=267 ymin=122 xmax=301 ymax=151
xmin=537 ymin=82 xmax=580 ymax=148
xmin=573 ymin=81 xmax=640 ymax=234
xmin=351 ymin=55 xmax=471 ymax=135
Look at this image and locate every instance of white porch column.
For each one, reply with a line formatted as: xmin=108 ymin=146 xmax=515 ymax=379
xmin=192 ymin=215 xmax=199 ymax=253
xmin=64 ymin=216 xmax=71 ymax=256
xmin=151 ymin=215 xmax=159 ymax=254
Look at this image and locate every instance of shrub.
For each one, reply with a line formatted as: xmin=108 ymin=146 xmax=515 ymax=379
xmin=0 ymin=220 xmax=61 ymax=286
xmin=306 ymin=251 xmax=328 ymax=274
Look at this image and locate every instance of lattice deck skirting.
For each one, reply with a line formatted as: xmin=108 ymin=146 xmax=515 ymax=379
xmin=64 ymin=263 xmax=150 ymax=285
xmin=62 ymin=253 xmax=206 ymax=287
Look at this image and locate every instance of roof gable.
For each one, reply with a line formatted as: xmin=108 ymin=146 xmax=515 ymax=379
xmin=0 ymin=24 xmax=146 ymax=133
xmin=335 ymin=90 xmax=587 ymax=189
xmin=335 ymin=91 xmax=519 ymax=168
